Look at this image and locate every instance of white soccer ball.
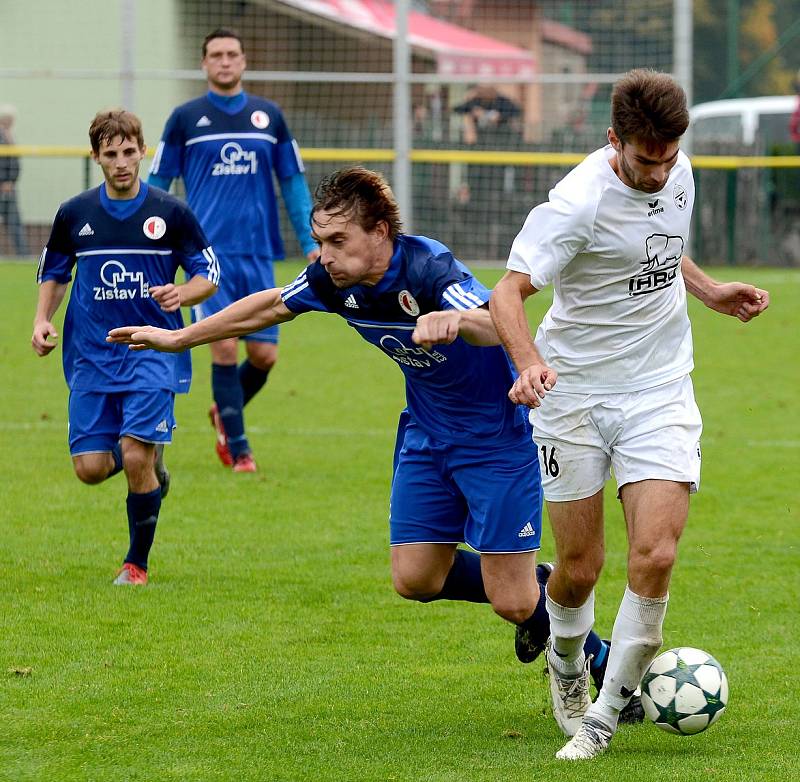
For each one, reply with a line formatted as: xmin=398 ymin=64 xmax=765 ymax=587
xmin=641 ymin=647 xmax=729 ymax=735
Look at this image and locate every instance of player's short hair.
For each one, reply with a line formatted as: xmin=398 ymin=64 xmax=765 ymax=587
xmin=89 ymin=110 xmax=144 ymax=154
xmin=202 ymin=28 xmax=244 ymax=57
xmin=611 ymin=69 xmax=689 ymax=146
xmin=313 ymin=167 xmax=403 ymax=240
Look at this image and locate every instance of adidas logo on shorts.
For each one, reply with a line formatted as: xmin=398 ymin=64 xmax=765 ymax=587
xmin=155 ymin=420 xmax=169 ymax=433
xmin=518 ymin=522 xmax=537 ymax=538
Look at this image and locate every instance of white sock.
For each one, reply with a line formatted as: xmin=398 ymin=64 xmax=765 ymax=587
xmin=545 ymin=587 xmax=595 ymax=675
xmin=587 ymin=585 xmax=668 ymax=729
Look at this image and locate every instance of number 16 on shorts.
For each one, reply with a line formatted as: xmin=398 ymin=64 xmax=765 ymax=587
xmin=540 ymin=444 xmax=560 ymax=478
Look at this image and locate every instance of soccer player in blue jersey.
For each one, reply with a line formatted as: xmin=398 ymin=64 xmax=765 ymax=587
xmin=109 ymin=167 xmax=639 ymax=706
xmin=32 ymin=110 xmax=219 ymax=585
xmin=149 ymin=28 xmax=320 ymax=473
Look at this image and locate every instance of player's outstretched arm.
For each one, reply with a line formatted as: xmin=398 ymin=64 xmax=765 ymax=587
xmin=31 ymin=280 xmax=68 ymax=357
xmin=411 ymin=307 xmax=499 ymax=350
xmin=681 ymin=255 xmax=769 ymax=323
xmin=107 ymin=287 xmax=297 ymax=352
xmin=489 ymin=271 xmax=556 ymax=408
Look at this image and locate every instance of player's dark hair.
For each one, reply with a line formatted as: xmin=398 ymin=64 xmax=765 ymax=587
xmin=202 ymin=28 xmax=244 ymax=57
xmin=611 ymin=69 xmax=689 ymax=146
xmin=313 ymin=167 xmax=403 ymax=240
xmin=89 ymin=110 xmax=145 ymax=154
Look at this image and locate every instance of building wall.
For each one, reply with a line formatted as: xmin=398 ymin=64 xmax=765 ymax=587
xmin=0 ymin=0 xmax=187 ymax=227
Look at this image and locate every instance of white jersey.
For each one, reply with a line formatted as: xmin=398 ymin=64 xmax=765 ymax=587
xmin=507 ymin=145 xmax=695 ymax=393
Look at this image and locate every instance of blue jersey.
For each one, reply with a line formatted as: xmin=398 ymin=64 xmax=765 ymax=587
xmin=281 ymin=235 xmax=527 ymax=446
xmin=149 ymin=92 xmax=305 ymax=259
xmin=37 ymin=182 xmax=219 ymax=394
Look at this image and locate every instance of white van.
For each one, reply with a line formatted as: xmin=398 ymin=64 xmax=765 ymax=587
xmin=689 ymin=95 xmax=797 ymax=148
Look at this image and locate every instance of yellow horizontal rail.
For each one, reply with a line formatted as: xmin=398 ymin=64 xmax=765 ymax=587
xmin=2 ymin=145 xmax=800 ymax=169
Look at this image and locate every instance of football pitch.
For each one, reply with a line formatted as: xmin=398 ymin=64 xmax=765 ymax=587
xmin=1 ymin=260 xmax=798 ymax=781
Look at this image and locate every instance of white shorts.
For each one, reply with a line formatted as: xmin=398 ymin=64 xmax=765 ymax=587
xmin=530 ymin=375 xmax=703 ymax=502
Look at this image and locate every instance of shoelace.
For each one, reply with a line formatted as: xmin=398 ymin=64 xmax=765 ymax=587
xmin=568 ymin=719 xmax=612 ymax=755
xmin=554 ymin=668 xmax=591 ymax=719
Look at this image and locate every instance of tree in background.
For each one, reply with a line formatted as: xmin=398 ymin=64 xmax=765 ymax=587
xmin=695 ymin=0 xmax=800 ymax=102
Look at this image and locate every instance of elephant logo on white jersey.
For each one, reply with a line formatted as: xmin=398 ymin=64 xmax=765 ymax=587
xmin=94 ymin=260 xmax=150 ymax=301
xmin=642 ymin=234 xmax=684 ymax=272
xmin=628 ymin=234 xmax=684 ymax=297
xmin=211 ymin=142 xmax=258 ymax=176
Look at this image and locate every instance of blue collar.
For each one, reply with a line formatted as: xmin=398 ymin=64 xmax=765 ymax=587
xmin=372 ymin=240 xmax=403 ymax=294
xmin=99 ymin=181 xmax=148 ymax=221
xmin=206 ymin=90 xmax=248 ymax=115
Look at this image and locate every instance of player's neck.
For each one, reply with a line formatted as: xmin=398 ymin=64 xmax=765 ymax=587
xmin=208 ymin=82 xmax=243 ymax=98
xmin=362 ymin=243 xmax=394 ymax=286
xmin=104 ymin=177 xmax=141 ymax=200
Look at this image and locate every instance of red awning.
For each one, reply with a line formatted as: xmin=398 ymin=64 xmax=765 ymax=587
xmin=277 ymin=0 xmax=537 ymax=77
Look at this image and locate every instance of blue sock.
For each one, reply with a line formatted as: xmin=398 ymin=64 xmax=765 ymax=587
xmin=238 ymin=359 xmax=269 ymax=407
xmin=212 ymin=363 xmax=249 ymax=458
xmin=587 ymin=635 xmax=609 ymax=672
xmin=124 ymin=488 xmax=161 ymax=571
xmin=109 ymin=442 xmax=123 ymax=477
xmin=422 ymin=549 xmax=488 ymax=603
xmin=515 ymin=565 xmax=551 ymax=647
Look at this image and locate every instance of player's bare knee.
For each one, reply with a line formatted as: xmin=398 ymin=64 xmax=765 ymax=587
xmin=631 ymin=543 xmax=676 ymax=581
xmin=392 ymin=571 xmax=443 ymax=601
xmin=73 ymin=461 xmax=106 ymax=485
xmin=247 ymin=345 xmax=278 ymax=372
xmin=491 ymin=598 xmax=536 ymax=625
xmin=558 ymin=555 xmax=603 ymax=593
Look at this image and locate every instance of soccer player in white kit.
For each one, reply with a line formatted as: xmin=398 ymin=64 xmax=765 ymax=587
xmin=490 ymin=70 xmax=770 ymax=760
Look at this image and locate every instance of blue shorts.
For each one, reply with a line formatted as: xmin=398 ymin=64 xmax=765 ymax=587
xmin=68 ymin=389 xmax=176 ymax=456
xmin=390 ymin=413 xmax=543 ymax=553
xmin=192 ymin=253 xmax=278 ymax=343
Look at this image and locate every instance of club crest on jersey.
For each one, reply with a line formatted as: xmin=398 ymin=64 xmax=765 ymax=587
xmin=212 ymin=142 xmax=258 ymax=176
xmin=143 ymin=216 xmax=166 ymax=240
xmin=251 ymin=110 xmax=270 ymax=129
xmin=94 ymin=259 xmax=149 ymax=301
xmin=398 ymin=290 xmax=420 ymax=316
xmin=673 ymin=184 xmax=688 ymax=210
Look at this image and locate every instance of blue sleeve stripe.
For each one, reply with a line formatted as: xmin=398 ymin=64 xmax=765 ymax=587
xmin=453 ymin=282 xmax=487 ymax=307
xmin=202 ymin=246 xmax=220 ymax=285
xmin=442 ymin=290 xmax=470 ymax=310
xmin=185 ymin=132 xmax=278 ymax=147
xmin=281 ymin=281 xmax=309 ymax=301
xmin=291 ymin=139 xmax=306 ymax=174
xmin=150 ymin=141 xmax=166 ymax=174
xmin=281 ymin=272 xmax=308 ymax=301
xmin=443 ymin=283 xmax=485 ymax=310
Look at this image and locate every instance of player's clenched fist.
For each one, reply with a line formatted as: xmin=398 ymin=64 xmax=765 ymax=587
xmin=31 ymin=321 xmax=59 ymax=356
xmin=508 ymin=363 xmax=557 ymax=408
xmin=150 ymin=283 xmax=182 ymax=312
xmin=412 ymin=310 xmax=461 ymax=350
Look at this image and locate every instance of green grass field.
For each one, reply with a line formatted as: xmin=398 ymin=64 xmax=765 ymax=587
xmin=1 ymin=260 xmax=798 ymax=781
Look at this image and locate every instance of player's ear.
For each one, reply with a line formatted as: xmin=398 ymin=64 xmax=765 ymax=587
xmin=373 ymin=220 xmax=389 ymax=243
xmin=608 ymin=127 xmax=621 ymax=151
